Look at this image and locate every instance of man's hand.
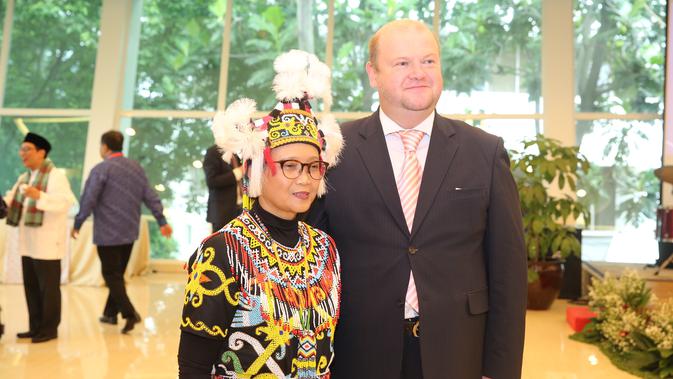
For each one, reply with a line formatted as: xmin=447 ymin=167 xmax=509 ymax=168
xmin=24 ymin=186 xmax=41 ymax=200
xmin=71 ymin=229 xmax=79 ymax=239
xmin=160 ymin=224 xmax=173 ymax=238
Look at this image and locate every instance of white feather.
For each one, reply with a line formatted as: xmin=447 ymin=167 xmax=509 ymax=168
xmin=317 ymin=180 xmax=327 ymax=198
xmin=319 ymin=114 xmax=344 ymax=166
xmin=246 ymin=152 xmax=265 ymax=198
xmin=272 ymin=49 xmax=332 ymax=107
xmin=211 ymin=98 xmax=264 ymax=162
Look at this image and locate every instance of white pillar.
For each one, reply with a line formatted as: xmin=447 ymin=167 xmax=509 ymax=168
xmin=542 ymin=0 xmax=574 ymax=146
xmin=82 ymin=0 xmax=135 ymax=184
xmin=542 ymin=0 xmax=576 ymax=204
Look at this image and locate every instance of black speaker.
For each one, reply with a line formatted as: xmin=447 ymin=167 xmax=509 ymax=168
xmin=559 ymin=229 xmax=583 ymax=300
xmin=656 ymin=242 xmax=673 ymax=269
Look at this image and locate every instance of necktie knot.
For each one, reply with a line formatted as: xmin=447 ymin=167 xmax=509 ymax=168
xmin=398 ymin=130 xmax=424 ymax=153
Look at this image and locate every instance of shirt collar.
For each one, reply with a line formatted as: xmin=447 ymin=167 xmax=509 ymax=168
xmin=107 ymin=152 xmax=124 ymax=159
xmin=379 ymin=109 xmax=435 ymax=137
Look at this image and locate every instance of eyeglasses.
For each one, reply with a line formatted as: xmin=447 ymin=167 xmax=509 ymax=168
xmin=19 ymin=146 xmax=36 ymax=153
xmin=274 ymin=160 xmax=329 ymax=180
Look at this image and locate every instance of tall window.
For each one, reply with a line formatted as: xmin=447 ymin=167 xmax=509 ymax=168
xmin=574 ymin=0 xmax=666 ymax=263
xmin=0 ymin=0 xmax=100 ymax=198
xmin=132 ymin=0 xmax=224 ymax=110
xmin=227 ymin=0 xmax=328 ymax=110
xmin=438 ymin=0 xmax=542 ymax=148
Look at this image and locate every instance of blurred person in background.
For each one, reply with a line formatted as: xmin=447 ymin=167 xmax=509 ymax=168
xmin=72 ymin=130 xmax=172 ymax=334
xmin=203 ymin=143 xmax=243 ymax=232
xmin=5 ymin=132 xmax=76 ymax=343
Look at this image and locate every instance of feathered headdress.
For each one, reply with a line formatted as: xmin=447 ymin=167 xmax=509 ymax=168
xmin=212 ymin=49 xmax=344 ymax=210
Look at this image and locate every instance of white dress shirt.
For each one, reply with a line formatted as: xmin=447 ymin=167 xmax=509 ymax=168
xmin=379 ymin=109 xmax=435 ymax=318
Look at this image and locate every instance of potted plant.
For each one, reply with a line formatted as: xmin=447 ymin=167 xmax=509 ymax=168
xmin=509 ymin=134 xmax=590 ymax=310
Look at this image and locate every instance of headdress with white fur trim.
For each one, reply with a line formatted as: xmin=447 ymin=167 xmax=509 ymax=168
xmin=212 ymin=49 xmax=343 ymax=210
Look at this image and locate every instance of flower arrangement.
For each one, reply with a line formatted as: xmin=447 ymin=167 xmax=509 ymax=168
xmin=573 ymin=269 xmax=673 ymax=378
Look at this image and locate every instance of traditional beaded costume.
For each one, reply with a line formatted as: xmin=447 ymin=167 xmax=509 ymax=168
xmin=179 ymin=49 xmax=343 ymax=379
xmin=181 ymin=208 xmax=340 ymax=378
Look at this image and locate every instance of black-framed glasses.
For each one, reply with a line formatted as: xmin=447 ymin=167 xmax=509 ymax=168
xmin=274 ymin=160 xmax=329 ymax=180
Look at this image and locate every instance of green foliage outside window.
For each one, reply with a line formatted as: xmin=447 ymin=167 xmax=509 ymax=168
xmin=133 ymin=0 xmax=224 ymax=110
xmin=440 ymin=0 xmax=542 ymax=113
xmin=5 ymin=0 xmax=101 ymax=108
xmin=575 ymin=0 xmax=666 ymax=230
xmin=226 ymin=0 xmax=327 ymax=110
xmin=0 ymin=0 xmax=99 ymax=198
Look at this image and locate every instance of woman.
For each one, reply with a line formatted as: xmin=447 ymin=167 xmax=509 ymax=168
xmin=178 ymin=50 xmax=343 ymax=378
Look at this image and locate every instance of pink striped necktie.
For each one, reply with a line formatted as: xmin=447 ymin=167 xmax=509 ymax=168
xmin=396 ymin=129 xmax=425 ymax=313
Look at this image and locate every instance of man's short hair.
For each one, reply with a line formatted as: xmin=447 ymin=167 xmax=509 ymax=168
xmin=101 ymin=130 xmax=124 ymax=152
xmin=368 ymin=19 xmax=439 ymax=69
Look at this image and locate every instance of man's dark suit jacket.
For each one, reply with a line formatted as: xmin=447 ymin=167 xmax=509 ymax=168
xmin=311 ymin=111 xmax=527 ymax=379
xmin=203 ymin=145 xmax=240 ymax=230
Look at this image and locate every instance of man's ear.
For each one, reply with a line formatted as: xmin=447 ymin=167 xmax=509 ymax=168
xmin=365 ymin=61 xmax=378 ymax=89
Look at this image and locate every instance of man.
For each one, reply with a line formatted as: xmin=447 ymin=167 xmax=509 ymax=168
xmin=310 ymin=20 xmax=527 ymax=378
xmin=203 ymin=144 xmax=243 ymax=232
xmin=72 ymin=130 xmax=172 ymax=334
xmin=5 ymin=132 xmax=76 ymax=343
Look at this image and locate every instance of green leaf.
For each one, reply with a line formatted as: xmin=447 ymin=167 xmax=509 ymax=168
xmin=625 ymin=350 xmax=660 ymax=370
xmin=532 ymin=219 xmax=543 ymax=234
xmin=631 ymin=331 xmax=656 ymax=350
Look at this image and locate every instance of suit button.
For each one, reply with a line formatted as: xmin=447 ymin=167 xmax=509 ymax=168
xmin=408 ymin=246 xmax=417 ymax=255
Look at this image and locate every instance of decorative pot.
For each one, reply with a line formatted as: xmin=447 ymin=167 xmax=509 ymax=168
xmin=527 ymin=261 xmax=564 ymax=310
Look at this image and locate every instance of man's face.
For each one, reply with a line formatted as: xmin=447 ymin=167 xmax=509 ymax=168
xmin=366 ymin=25 xmax=443 ymax=124
xmin=19 ymin=142 xmax=45 ymax=170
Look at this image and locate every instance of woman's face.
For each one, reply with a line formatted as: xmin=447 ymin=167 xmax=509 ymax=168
xmin=258 ymin=142 xmax=322 ymax=220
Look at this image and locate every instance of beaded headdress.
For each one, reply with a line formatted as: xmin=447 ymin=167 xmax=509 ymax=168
xmin=211 ymin=50 xmax=343 ymax=209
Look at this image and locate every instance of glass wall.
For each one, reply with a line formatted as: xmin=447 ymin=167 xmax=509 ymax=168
xmin=227 ymin=0 xmax=328 ymax=110
xmin=123 ymin=117 xmax=213 ymax=260
xmin=4 ymin=0 xmax=101 ymax=108
xmin=574 ymin=0 xmax=666 ymax=263
xmin=0 ymin=0 xmax=665 ymax=264
xmin=133 ymin=0 xmax=224 ymax=110
xmin=438 ymin=0 xmax=541 ymax=116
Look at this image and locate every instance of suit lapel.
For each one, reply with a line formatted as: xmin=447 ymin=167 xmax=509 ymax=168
xmin=356 ymin=112 xmax=409 ymax=236
xmin=411 ymin=115 xmax=458 ymax=239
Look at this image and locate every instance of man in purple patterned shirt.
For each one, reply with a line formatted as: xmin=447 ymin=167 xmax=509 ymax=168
xmin=72 ymin=130 xmax=172 ymax=334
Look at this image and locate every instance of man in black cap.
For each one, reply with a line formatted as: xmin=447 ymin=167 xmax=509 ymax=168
xmin=4 ymin=132 xmax=76 ymax=343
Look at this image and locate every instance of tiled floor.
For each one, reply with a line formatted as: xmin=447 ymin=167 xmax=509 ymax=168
xmin=0 ymin=273 xmax=640 ymax=378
